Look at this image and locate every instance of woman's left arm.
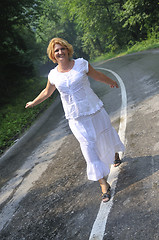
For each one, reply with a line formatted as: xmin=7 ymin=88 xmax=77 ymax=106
xmin=87 ymin=63 xmax=119 ymax=88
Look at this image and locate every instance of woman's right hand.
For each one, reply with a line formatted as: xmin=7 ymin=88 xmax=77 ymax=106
xmin=25 ymin=80 xmax=56 ymax=109
xmin=25 ymin=101 xmax=34 ymax=108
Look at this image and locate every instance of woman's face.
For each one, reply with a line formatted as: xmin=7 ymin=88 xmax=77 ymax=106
xmin=54 ymin=44 xmax=69 ymax=62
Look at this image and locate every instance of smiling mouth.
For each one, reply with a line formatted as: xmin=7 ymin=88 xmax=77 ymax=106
xmin=58 ymin=54 xmax=65 ymax=57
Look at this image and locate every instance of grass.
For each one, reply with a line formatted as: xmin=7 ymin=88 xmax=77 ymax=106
xmin=92 ymin=35 xmax=159 ymax=63
xmin=1 ymin=35 xmax=159 ymax=156
xmin=0 ymin=77 xmax=58 ymax=156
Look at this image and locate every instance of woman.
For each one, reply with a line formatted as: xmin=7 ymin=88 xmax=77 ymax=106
xmin=25 ymin=38 xmax=125 ymax=202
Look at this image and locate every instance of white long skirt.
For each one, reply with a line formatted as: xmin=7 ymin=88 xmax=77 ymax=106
xmin=68 ymin=107 xmax=125 ymax=181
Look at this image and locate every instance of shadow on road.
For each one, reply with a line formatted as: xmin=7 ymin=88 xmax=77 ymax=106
xmin=105 ymin=154 xmax=159 ymax=240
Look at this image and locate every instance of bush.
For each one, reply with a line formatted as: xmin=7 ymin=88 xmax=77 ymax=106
xmin=0 ymin=77 xmax=58 ymax=155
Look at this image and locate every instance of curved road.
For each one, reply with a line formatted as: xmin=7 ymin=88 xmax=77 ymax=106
xmin=0 ymin=49 xmax=159 ymax=240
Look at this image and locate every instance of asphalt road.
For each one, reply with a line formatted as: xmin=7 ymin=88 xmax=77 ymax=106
xmin=0 ymin=49 xmax=159 ymax=240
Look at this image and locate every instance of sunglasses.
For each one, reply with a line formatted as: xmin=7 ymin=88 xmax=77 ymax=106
xmin=54 ymin=47 xmax=67 ymax=53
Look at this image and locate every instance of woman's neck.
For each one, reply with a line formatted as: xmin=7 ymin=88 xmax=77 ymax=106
xmin=57 ymin=59 xmax=74 ymax=73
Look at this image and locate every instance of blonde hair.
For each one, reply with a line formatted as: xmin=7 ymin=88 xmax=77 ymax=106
xmin=47 ymin=37 xmax=74 ymax=63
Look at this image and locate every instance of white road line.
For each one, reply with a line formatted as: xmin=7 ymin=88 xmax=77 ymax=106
xmin=89 ymin=68 xmax=127 ymax=240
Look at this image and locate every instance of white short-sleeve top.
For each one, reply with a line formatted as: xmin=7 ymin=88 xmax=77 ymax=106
xmin=48 ymin=58 xmax=103 ymax=119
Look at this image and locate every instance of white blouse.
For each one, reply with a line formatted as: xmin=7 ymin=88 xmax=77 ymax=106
xmin=48 ymin=58 xmax=103 ymax=119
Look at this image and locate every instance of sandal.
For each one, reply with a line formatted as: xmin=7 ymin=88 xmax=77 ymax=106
xmin=114 ymin=153 xmax=122 ymax=167
xmin=102 ymin=185 xmax=111 ymax=203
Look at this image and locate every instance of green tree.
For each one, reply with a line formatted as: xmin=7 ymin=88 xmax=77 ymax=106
xmin=35 ymin=0 xmax=89 ymax=60
xmin=58 ymin=0 xmax=127 ymax=58
xmin=120 ymin=0 xmax=159 ymax=42
xmin=0 ymin=0 xmax=41 ymax=103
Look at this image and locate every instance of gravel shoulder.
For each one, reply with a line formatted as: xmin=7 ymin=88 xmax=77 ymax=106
xmin=105 ymin=93 xmax=159 ymax=240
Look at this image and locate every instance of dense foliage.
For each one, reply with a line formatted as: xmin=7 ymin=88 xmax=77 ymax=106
xmin=0 ymin=0 xmax=41 ymax=103
xmin=1 ymin=0 xmax=159 ymax=101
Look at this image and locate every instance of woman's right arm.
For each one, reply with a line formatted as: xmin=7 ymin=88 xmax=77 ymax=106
xmin=25 ymin=79 xmax=56 ymax=108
